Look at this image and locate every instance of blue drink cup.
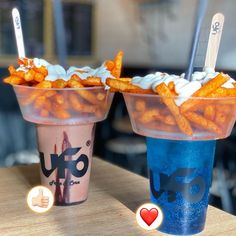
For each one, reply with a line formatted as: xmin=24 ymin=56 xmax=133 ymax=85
xmin=146 ymin=138 xmax=216 ymax=235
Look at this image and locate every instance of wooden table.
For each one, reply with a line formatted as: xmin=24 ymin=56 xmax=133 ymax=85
xmin=0 ymin=157 xmax=236 ymax=236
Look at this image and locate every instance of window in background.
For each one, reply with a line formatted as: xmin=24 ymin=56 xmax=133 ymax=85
xmin=0 ymin=0 xmax=44 ymax=57
xmin=63 ymin=1 xmax=93 ymax=56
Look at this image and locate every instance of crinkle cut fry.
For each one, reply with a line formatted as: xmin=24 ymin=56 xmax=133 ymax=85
xmin=106 ymin=78 xmax=153 ymax=94
xmin=185 ymin=111 xmax=223 ymax=136
xmin=155 ymin=82 xmax=193 ymax=136
xmin=180 ymin=73 xmax=230 ymax=113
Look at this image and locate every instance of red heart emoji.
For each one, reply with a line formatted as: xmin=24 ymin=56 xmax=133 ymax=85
xmin=140 ymin=208 xmax=158 ymax=226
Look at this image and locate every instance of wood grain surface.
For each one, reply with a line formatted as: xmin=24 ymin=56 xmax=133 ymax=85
xmin=0 ymin=157 xmax=236 ymax=236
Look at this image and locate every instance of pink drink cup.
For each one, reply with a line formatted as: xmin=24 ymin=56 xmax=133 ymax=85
xmin=13 ymin=85 xmax=114 ymax=205
xmin=37 ymin=124 xmax=95 ymax=205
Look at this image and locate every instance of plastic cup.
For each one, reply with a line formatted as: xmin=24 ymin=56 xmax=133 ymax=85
xmin=123 ymin=92 xmax=236 ymax=235
xmin=37 ymin=124 xmax=95 ymax=205
xmin=147 ymin=138 xmax=216 ymax=235
xmin=13 ymin=85 xmax=114 ymax=205
xmin=123 ymin=93 xmax=236 ymax=140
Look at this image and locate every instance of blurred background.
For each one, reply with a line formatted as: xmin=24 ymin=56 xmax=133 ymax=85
xmin=0 ymin=0 xmax=236 ymax=215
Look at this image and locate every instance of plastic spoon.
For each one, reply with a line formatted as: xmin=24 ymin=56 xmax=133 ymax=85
xmin=204 ymin=13 xmax=225 ymax=72
xmin=12 ymin=8 xmax=25 ymax=58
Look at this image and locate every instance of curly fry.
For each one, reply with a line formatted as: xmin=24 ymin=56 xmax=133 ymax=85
xmin=185 ymin=111 xmax=223 ymax=136
xmin=155 ymin=83 xmax=193 ymax=136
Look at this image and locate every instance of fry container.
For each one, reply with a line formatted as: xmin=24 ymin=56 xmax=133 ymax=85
xmin=123 ymin=92 xmax=236 ymax=235
xmin=13 ymin=85 xmax=113 ymax=205
xmin=123 ymin=93 xmax=236 ymax=140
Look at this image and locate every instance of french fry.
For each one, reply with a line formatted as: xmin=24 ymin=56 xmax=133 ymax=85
xmin=106 ymin=78 xmax=153 ymax=94
xmin=52 ymin=79 xmax=67 ymax=88
xmin=97 ymin=92 xmax=106 ymax=101
xmin=111 ymin=51 xmax=123 ymax=78
xmin=24 ymin=69 xmax=36 ymax=82
xmin=215 ymin=104 xmax=231 ymax=114
xmin=52 ymin=109 xmax=71 ymax=119
xmin=76 ymin=89 xmax=102 ymax=105
xmin=3 ymin=76 xmax=25 ymax=85
xmin=67 ymin=78 xmax=84 ymax=88
xmin=135 ymin=100 xmax=146 ymax=112
xmin=34 ymin=96 xmax=46 ymax=109
xmin=34 ymin=72 xmax=45 ymax=83
xmin=104 ymin=60 xmax=115 ymax=71
xmin=180 ymin=73 xmax=230 ymax=113
xmin=118 ymin=78 xmax=132 ymax=82
xmin=8 ymin=65 xmax=16 ymax=75
xmin=34 ymin=66 xmax=48 ymax=76
xmin=54 ymin=94 xmax=65 ymax=105
xmin=155 ymin=83 xmax=193 ymax=136
xmin=40 ymin=109 xmax=49 ymax=117
xmin=204 ymin=105 xmax=216 ymax=121
xmin=18 ymin=58 xmax=33 ymax=66
xmin=80 ymin=77 xmax=103 ymax=86
xmin=164 ymin=115 xmax=176 ymax=126
xmin=43 ymin=100 xmax=52 ymax=111
xmin=13 ymin=70 xmax=25 ymax=78
xmin=168 ymin=81 xmax=174 ymax=91
xmin=69 ymin=93 xmax=97 ymax=113
xmin=36 ymin=81 xmax=52 ymax=89
xmin=44 ymin=90 xmax=57 ymax=98
xmin=21 ymin=90 xmax=43 ymax=105
xmin=208 ymin=87 xmax=236 ymax=97
xmin=215 ymin=111 xmax=227 ymax=127
xmin=185 ymin=111 xmax=223 ymax=136
xmin=142 ymin=121 xmax=179 ymax=133
xmin=139 ymin=109 xmax=163 ymax=124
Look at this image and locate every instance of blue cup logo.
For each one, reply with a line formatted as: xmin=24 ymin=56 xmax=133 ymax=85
xmin=150 ymin=168 xmax=206 ymax=204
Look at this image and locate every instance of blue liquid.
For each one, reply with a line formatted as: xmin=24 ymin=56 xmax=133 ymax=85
xmin=146 ymin=138 xmax=216 ymax=235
